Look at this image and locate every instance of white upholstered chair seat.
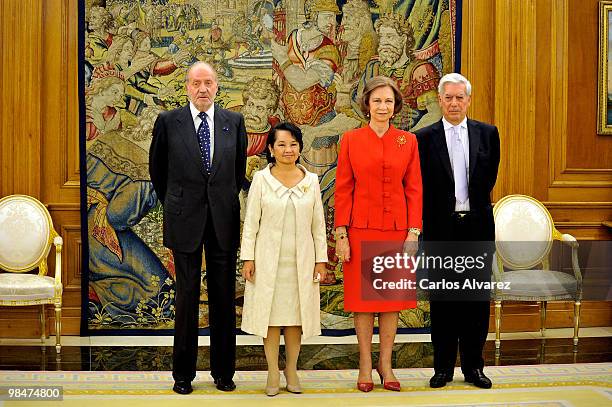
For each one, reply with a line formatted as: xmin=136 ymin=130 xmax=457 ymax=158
xmin=0 ymin=273 xmax=57 ymax=301
xmin=497 ymin=269 xmax=578 ymax=299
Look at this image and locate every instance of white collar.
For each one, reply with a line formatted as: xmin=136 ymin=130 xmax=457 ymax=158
xmin=189 ymin=101 xmax=215 ymax=121
xmin=261 ymin=164 xmax=312 ymax=198
xmin=442 ymin=116 xmax=467 ymax=131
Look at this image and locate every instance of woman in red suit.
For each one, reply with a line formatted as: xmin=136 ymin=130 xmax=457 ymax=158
xmin=335 ymin=76 xmax=423 ymax=392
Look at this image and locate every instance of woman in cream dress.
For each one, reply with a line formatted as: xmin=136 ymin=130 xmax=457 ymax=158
xmin=240 ymin=122 xmax=328 ymax=396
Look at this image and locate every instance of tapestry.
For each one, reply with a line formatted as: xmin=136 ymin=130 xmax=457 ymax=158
xmin=81 ymin=0 xmax=462 ymax=331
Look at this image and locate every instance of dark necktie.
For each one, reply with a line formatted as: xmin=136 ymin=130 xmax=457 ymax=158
xmin=197 ymin=111 xmax=211 ymax=173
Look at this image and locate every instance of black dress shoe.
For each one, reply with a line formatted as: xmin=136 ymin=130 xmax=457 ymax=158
xmin=429 ymin=372 xmax=453 ymax=388
xmin=173 ymin=380 xmax=193 ymax=395
xmin=215 ymin=378 xmax=236 ymax=392
xmin=464 ymin=369 xmax=492 ymax=389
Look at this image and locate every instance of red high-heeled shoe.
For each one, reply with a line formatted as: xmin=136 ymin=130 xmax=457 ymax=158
xmin=376 ymin=368 xmax=401 ymax=391
xmin=356 ymin=381 xmax=374 ymax=392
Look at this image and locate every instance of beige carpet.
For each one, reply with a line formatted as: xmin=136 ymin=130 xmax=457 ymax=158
xmin=0 ymin=363 xmax=610 ymax=406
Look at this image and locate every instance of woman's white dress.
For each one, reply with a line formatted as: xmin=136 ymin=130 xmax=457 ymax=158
xmin=268 ymin=198 xmax=301 ymax=326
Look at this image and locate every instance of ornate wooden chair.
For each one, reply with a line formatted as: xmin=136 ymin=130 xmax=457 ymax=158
xmin=0 ymin=195 xmax=63 ymax=352
xmin=492 ymin=194 xmax=582 ymax=350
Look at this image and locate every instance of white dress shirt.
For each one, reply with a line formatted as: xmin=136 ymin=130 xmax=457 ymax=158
xmin=442 ymin=117 xmax=470 ymax=211
xmin=189 ymin=102 xmax=215 ymax=161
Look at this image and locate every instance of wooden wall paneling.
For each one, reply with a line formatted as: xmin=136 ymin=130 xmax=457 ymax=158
xmin=546 ymin=202 xmax=612 ymax=222
xmin=42 ymin=0 xmax=81 ymax=204
xmin=66 ymin=0 xmax=82 ymax=191
xmin=542 ymin=1 xmax=611 ymax=237
xmin=547 ymin=187 xmax=612 ymax=202
xmin=0 ymin=0 xmax=43 ymax=198
xmin=47 ymin=207 xmax=82 ymax=306
xmin=0 ymin=0 xmax=50 ymax=337
xmin=0 ymin=309 xmax=81 ymax=339
xmin=0 ymin=309 xmax=45 ymax=338
xmin=462 ymin=1 xmax=507 ymax=203
xmin=548 ymin=0 xmax=568 ymax=192
xmin=546 ymin=202 xmax=612 ymax=239
xmin=42 ymin=0 xmax=83 ymax=335
xmin=460 ymin=0 xmax=495 ymax=126
xmin=494 ymin=0 xmax=537 ymax=198
xmin=533 ymin=0 xmax=552 ymax=201
xmin=554 ymin=223 xmax=610 ymax=240
xmin=549 ymin=0 xmax=612 ymax=197
xmin=565 ymin=0 xmax=612 ymax=171
xmin=49 ymin=208 xmax=82 ymax=335
xmin=41 ymin=0 xmax=67 ymax=202
xmin=491 ymin=301 xmax=612 ymax=333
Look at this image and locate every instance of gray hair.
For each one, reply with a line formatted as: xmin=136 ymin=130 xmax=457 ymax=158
xmin=185 ymin=61 xmax=218 ymax=83
xmin=438 ymin=73 xmax=472 ymax=96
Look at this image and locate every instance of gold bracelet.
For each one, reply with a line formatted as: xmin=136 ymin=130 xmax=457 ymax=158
xmin=408 ymin=228 xmax=421 ymax=237
xmin=335 ymin=232 xmax=348 ymax=239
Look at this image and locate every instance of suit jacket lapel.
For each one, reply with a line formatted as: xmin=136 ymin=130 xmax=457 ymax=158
xmin=177 ymin=105 xmax=207 ymax=176
xmin=467 ymin=119 xmax=481 ymax=180
xmin=210 ymin=105 xmax=227 ymax=179
xmin=432 ymin=120 xmax=453 ymax=182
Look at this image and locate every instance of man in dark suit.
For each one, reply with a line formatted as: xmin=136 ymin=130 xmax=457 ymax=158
xmin=149 ymin=61 xmax=247 ymax=394
xmin=415 ymin=73 xmax=500 ymax=389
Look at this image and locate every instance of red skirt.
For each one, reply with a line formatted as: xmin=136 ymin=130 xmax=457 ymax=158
xmin=343 ymin=227 xmax=417 ymax=312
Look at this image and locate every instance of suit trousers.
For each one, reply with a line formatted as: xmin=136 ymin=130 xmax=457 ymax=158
xmin=430 ymin=212 xmax=491 ymax=374
xmin=172 ymin=208 xmax=237 ymax=383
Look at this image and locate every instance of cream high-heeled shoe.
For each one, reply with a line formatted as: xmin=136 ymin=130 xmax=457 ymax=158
xmin=283 ymin=369 xmax=302 ymax=394
xmin=265 ymin=370 xmax=280 ymax=396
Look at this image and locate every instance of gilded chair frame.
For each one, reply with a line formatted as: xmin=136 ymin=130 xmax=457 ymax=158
xmin=0 ymin=195 xmax=63 ymax=352
xmin=492 ymin=194 xmax=582 ymax=350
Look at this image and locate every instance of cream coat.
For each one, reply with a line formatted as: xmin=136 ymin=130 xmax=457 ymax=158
xmin=240 ymin=164 xmax=328 ymax=339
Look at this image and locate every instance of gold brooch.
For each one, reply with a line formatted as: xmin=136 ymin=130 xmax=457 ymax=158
xmin=396 ymin=134 xmax=407 ymax=146
xmin=301 ymin=185 xmax=309 ymax=193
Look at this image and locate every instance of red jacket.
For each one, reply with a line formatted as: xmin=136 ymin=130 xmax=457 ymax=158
xmin=334 ymin=125 xmax=423 ymax=231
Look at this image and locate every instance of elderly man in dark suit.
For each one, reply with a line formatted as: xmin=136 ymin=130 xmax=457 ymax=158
xmin=415 ymin=73 xmax=500 ymax=389
xmin=149 ymin=61 xmax=247 ymax=394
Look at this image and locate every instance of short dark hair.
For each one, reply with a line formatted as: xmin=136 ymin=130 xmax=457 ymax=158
xmin=359 ymin=76 xmax=403 ymax=117
xmin=265 ymin=122 xmax=303 ymax=164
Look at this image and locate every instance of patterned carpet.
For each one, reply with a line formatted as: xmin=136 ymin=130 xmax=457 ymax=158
xmin=0 ymin=363 xmax=610 ymax=406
